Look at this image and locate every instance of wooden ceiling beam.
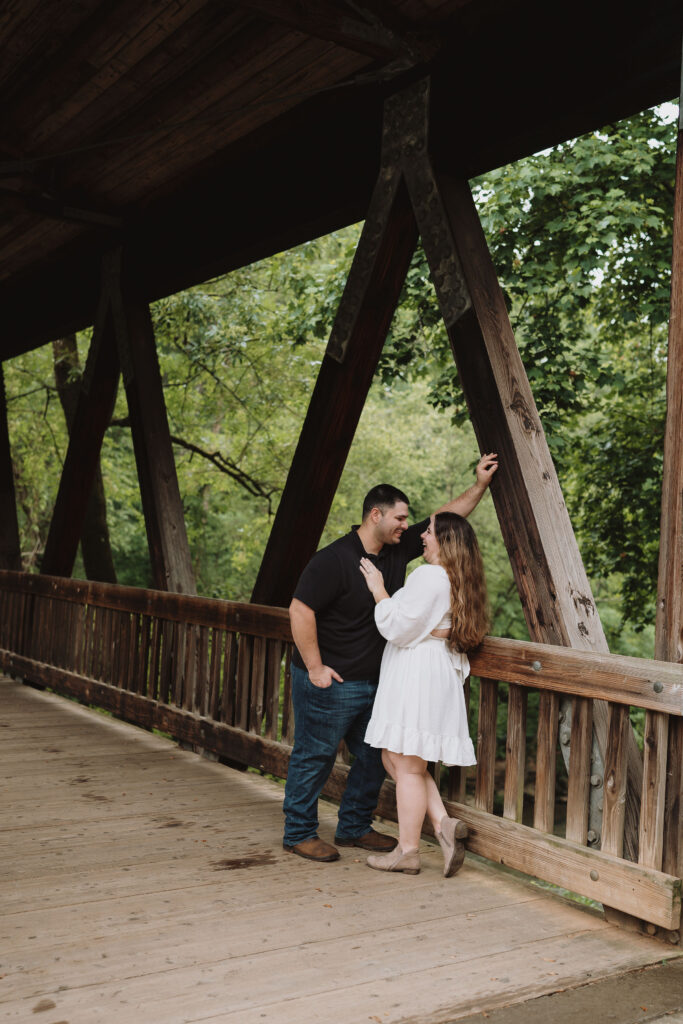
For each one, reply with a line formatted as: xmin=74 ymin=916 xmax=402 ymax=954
xmin=6 ymin=0 xmax=235 ymax=151
xmin=233 ymin=0 xmax=432 ymax=61
xmin=0 ymin=1 xmax=680 ymax=359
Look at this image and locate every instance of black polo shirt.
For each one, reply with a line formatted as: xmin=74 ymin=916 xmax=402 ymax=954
xmin=291 ymin=519 xmax=429 ymax=679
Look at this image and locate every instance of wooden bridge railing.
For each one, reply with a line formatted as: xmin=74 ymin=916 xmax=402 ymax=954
xmin=0 ymin=570 xmax=681 ymax=935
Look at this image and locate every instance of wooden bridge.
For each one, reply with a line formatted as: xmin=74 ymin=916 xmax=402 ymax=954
xmin=1 ymin=572 xmax=681 ymax=943
xmin=2 ymin=5 xmax=683 ymax=1017
xmin=1 ymin=672 xmax=680 ymax=1024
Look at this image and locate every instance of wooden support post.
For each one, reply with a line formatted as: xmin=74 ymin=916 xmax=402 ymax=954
xmin=658 ymin=69 xmax=683 ymax=886
xmin=251 ymin=170 xmax=418 ymax=605
xmin=41 ymin=276 xmax=120 ymax=578
xmin=0 ymin=363 xmax=21 ymax=570
xmin=108 ymin=249 xmax=196 ymax=596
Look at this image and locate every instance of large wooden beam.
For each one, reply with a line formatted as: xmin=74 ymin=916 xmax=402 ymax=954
xmin=659 ymin=73 xmax=683 ymax=882
xmin=234 ymin=0 xmax=432 ymax=61
xmin=251 ymin=170 xmax=418 ymax=605
xmin=0 ymin=363 xmax=21 ymax=570
xmin=107 ymin=250 xmax=196 ymax=596
xmin=41 ymin=271 xmax=121 ymax=578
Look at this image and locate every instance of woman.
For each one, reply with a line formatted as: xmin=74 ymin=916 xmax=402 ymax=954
xmin=359 ymin=511 xmax=488 ymax=877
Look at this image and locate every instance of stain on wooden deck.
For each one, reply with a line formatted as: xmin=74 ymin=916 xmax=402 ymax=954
xmin=0 ymin=677 xmax=676 ymax=1024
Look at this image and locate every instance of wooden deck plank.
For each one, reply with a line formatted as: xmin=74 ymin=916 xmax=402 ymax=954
xmin=0 ymin=677 xmax=676 ymax=1024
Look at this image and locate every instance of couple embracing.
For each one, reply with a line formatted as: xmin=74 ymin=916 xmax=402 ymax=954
xmin=283 ymin=453 xmax=498 ymax=877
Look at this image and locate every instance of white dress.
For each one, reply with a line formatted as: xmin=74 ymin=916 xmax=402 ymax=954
xmin=364 ymin=563 xmax=477 ymax=766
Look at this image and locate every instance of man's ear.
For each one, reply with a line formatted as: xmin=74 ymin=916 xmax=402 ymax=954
xmin=369 ymin=507 xmax=383 ymax=524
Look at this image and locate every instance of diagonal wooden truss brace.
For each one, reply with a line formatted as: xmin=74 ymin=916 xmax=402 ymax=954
xmin=41 ymin=248 xmax=196 ymax=595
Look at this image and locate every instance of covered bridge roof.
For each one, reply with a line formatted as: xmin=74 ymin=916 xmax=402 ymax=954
xmin=1 ymin=0 xmax=681 ymax=359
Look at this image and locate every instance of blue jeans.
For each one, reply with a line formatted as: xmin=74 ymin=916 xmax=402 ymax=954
xmin=282 ymin=664 xmax=386 ymax=846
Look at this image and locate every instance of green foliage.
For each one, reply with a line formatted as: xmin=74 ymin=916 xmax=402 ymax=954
xmin=4 ymin=345 xmax=66 ymax=569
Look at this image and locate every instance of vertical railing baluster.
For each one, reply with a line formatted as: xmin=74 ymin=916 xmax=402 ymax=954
xmin=475 ymin=678 xmax=498 ymax=813
xmin=533 ymin=690 xmax=560 ymax=834
xmin=601 ymin=703 xmax=630 ymax=857
xmin=503 ymin=683 xmax=528 ymax=822
xmin=565 ymin=696 xmax=593 ymax=845
xmin=639 ymin=710 xmax=669 ymax=869
xmin=220 ymin=632 xmax=237 ymax=725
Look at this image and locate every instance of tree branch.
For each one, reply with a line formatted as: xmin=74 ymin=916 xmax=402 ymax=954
xmin=110 ymin=416 xmax=278 ymax=512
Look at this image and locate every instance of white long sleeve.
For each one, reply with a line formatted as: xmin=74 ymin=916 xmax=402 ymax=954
xmin=375 ymin=564 xmax=451 ymax=648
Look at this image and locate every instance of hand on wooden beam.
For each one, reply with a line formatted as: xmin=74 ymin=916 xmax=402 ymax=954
xmin=434 ymin=452 xmax=498 ymax=520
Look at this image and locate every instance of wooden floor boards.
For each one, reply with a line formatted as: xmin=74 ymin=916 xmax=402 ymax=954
xmin=0 ymin=677 xmax=675 ymax=1024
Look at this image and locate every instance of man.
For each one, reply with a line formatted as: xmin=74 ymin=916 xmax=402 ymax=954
xmin=283 ymin=453 xmax=499 ymax=862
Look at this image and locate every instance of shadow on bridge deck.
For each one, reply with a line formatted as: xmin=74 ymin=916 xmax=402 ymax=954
xmin=1 ymin=677 xmax=677 ymax=1024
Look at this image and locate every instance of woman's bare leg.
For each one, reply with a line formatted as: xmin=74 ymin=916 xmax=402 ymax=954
xmin=382 ymin=748 xmax=398 ymax=781
xmin=390 ymin=752 xmax=430 ymax=853
xmin=424 ymin=771 xmax=449 ymax=833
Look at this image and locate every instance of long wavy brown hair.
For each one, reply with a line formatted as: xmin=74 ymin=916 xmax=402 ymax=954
xmin=434 ymin=512 xmax=489 ymax=652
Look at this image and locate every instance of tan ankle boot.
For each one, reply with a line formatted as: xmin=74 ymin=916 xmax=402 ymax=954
xmin=366 ymin=846 xmax=421 ymax=874
xmin=437 ymin=815 xmax=468 ymax=877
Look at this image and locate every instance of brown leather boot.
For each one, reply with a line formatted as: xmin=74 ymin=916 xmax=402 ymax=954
xmin=283 ymin=836 xmax=340 ymax=862
xmin=335 ymin=828 xmax=398 ymax=852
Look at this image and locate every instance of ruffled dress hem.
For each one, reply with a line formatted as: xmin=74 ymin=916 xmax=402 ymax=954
xmin=365 ymin=721 xmax=476 ymax=767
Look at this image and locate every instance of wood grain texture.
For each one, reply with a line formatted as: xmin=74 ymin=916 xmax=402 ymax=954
xmin=503 ymin=683 xmax=527 ymax=822
xmin=533 ymin=690 xmax=559 ymax=835
xmin=470 ymin=636 xmax=683 ymax=716
xmin=601 ymin=704 xmax=630 ymax=859
xmin=2 ymin=675 xmax=675 ymax=1024
xmin=475 ymin=678 xmax=498 ymax=812
xmin=565 ymin=696 xmax=593 ymax=845
xmin=639 ymin=710 xmax=669 ymax=870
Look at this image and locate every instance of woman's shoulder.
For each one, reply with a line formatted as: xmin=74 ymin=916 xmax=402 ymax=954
xmin=408 ymin=563 xmax=449 ymax=585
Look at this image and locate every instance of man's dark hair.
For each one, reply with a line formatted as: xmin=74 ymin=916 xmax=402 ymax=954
xmin=362 ymin=484 xmax=410 ymax=519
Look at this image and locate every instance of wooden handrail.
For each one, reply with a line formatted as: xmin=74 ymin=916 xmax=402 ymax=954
xmin=470 ymin=637 xmax=683 ymax=716
xmin=0 ymin=570 xmax=291 ymax=637
xmin=1 ymin=571 xmax=680 ymax=715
